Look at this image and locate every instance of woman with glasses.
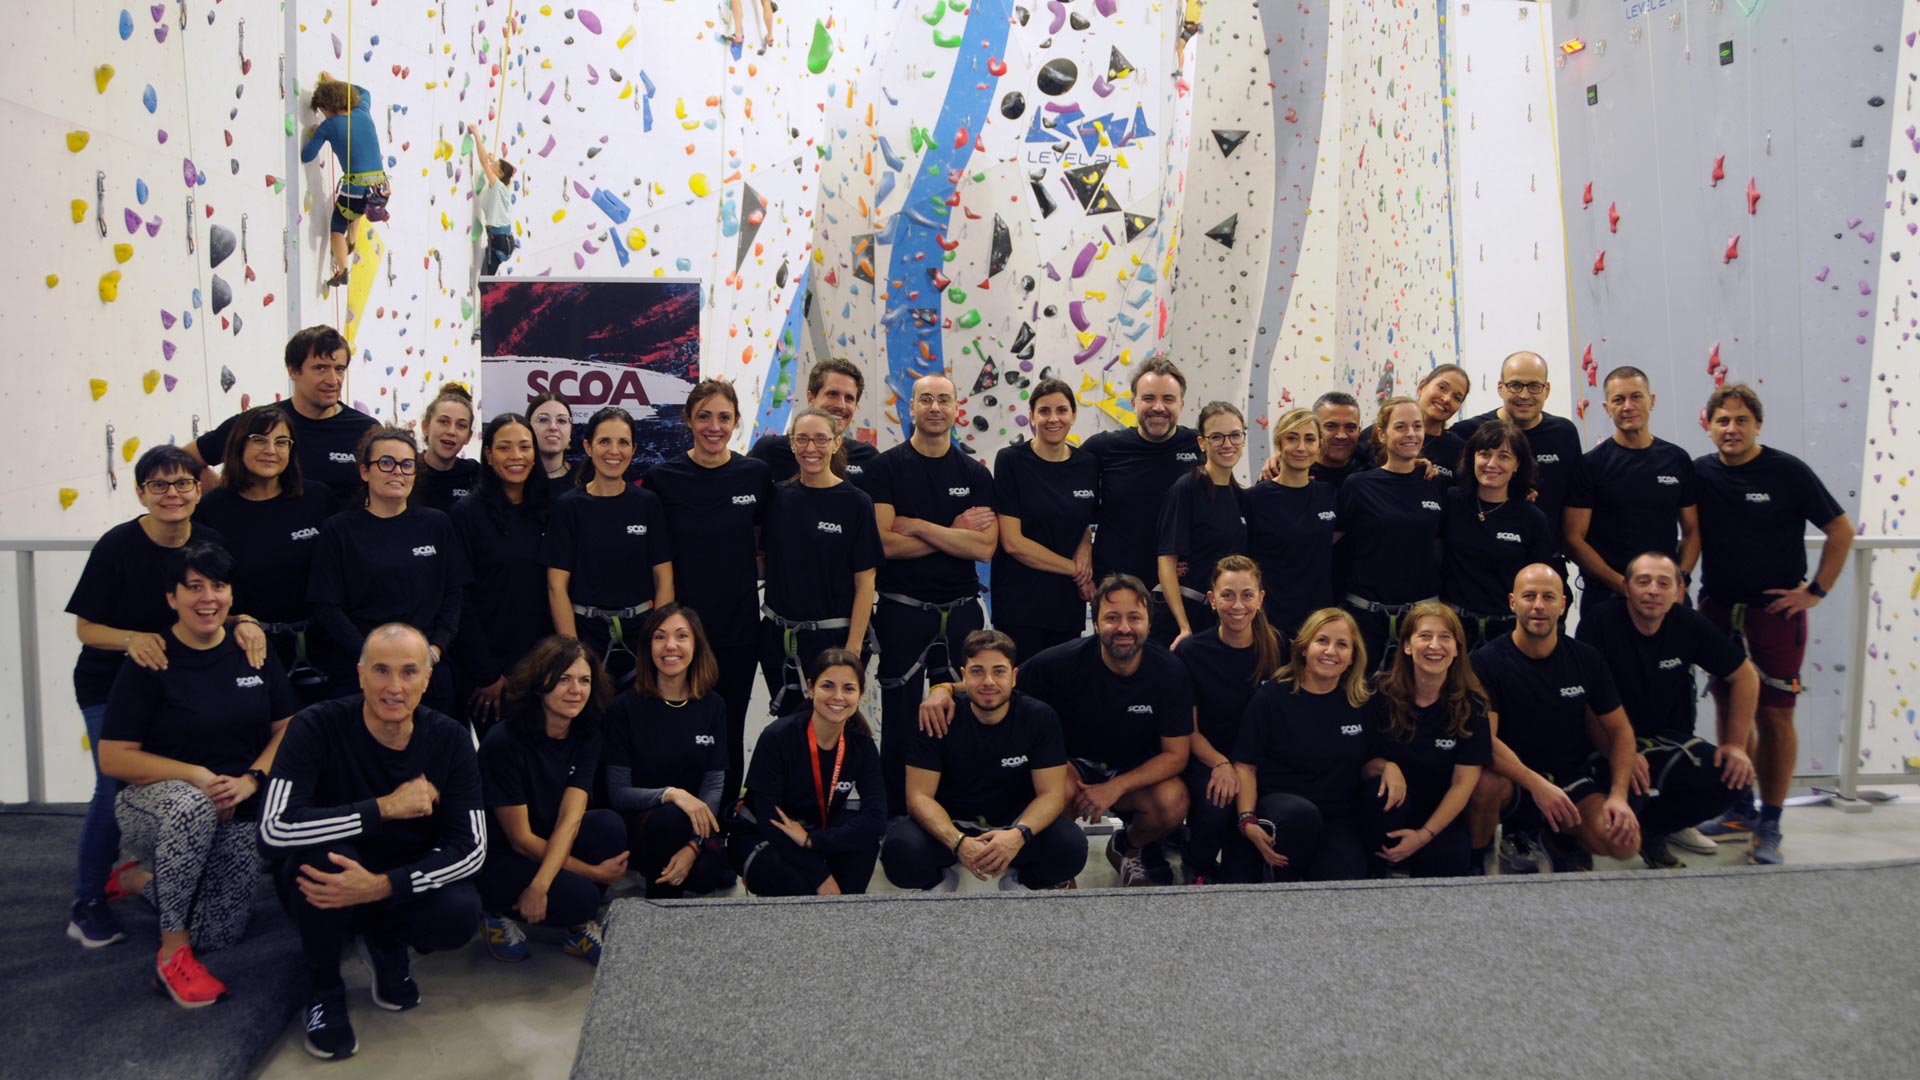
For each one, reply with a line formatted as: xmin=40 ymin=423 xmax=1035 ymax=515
xmin=194 ymin=405 xmax=339 ymax=703
xmin=990 ymin=378 xmax=1097 ymax=662
xmin=1153 ymin=401 xmax=1250 ymax=648
xmin=414 ymin=384 xmax=480 ymax=512
xmin=452 ymin=413 xmax=554 ymax=731
xmin=64 ymin=445 xmax=265 ymax=948
xmin=528 ymin=391 xmax=575 ymax=481
xmin=544 ymin=407 xmax=674 ymax=690
xmin=308 ymin=427 xmax=472 ymax=714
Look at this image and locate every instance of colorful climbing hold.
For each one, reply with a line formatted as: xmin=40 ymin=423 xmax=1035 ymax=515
xmin=113 ymin=243 xmax=133 ymax=263
xmin=89 ymin=379 xmax=108 ymax=400
xmin=1723 ymin=235 xmax=1740 ymax=263
xmin=122 ymin=436 xmax=141 ymax=462
xmin=59 ymin=488 xmax=79 ymax=510
xmin=1608 ymin=202 xmax=1620 ymax=233
xmin=45 ymin=274 xmax=59 ymax=288
xmin=95 ymin=65 xmax=115 ymax=93
xmin=1710 ymin=155 xmax=1725 ymax=186
xmin=98 ymin=270 xmax=121 ymax=302
xmin=67 ymin=131 xmax=91 ymax=152
xmin=142 ymin=370 xmax=160 ymax=394
xmin=689 ymin=173 xmax=712 ymax=197
xmin=71 ymin=199 xmax=88 ymax=223
xmin=808 ymin=21 xmax=833 ymax=75
xmin=1746 ymin=178 xmax=1760 ymax=215
xmin=1592 ymin=251 xmax=1605 ymax=275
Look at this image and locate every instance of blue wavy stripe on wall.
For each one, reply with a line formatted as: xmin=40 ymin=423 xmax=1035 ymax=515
xmin=754 ymin=265 xmax=811 ymax=442
xmin=880 ymin=0 xmax=1011 ymax=438
xmin=1436 ymin=0 xmax=1463 ymax=366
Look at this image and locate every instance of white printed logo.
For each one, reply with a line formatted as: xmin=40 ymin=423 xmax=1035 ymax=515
xmin=1072 ymin=489 xmax=1096 ymax=499
xmin=1339 ymin=724 xmax=1363 ymax=736
xmin=451 ymin=487 xmax=471 ymax=499
xmin=328 ymin=451 xmax=355 ymax=464
xmin=847 ymin=464 xmax=865 ymax=475
xmin=1433 ymin=465 xmax=1454 ymax=477
xmin=411 ymin=545 xmax=438 ymax=557
xmin=626 ymin=524 xmax=648 ymax=536
xmin=731 ymin=495 xmax=757 ymax=506
xmin=1318 ymin=510 xmax=1337 ymax=522
xmin=817 ymin=521 xmax=844 ymax=534
xmin=1656 ymin=475 xmax=1681 ymax=486
xmin=694 ymin=734 xmax=716 ymax=746
xmin=1176 ymin=452 xmax=1200 ymax=463
xmin=290 ymin=527 xmax=320 ymax=542
xmin=1658 ymin=657 xmax=1684 ymax=670
xmin=1537 ymin=454 xmax=1561 ymax=464
xmin=1126 ymin=704 xmax=1154 ymax=715
xmin=1559 ymin=686 xmax=1586 ymax=699
xmin=834 ymin=780 xmax=855 ymax=793
xmin=1435 ymin=737 xmax=1457 ymax=750
xmin=1421 ymin=501 xmax=1442 ymax=512
xmin=235 ymin=675 xmax=264 ymax=689
xmin=948 ymin=487 xmax=972 ymax=497
xmin=1495 ymin=531 xmax=1523 ymax=544
xmin=1745 ymin=492 xmax=1772 ymax=504
xmin=1001 ymin=755 xmax=1030 ymax=768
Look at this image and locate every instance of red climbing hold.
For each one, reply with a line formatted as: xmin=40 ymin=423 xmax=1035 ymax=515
xmin=1608 ymin=202 xmax=1620 ymax=234
xmin=987 ymin=58 xmax=1008 ymax=76
xmin=1723 ymin=235 xmax=1740 ymax=263
xmin=1593 ymin=251 xmax=1606 ymax=275
xmin=1746 ymin=178 xmax=1761 ymax=215
xmin=1711 ymin=155 xmax=1725 ymax=186
xmin=1582 ymin=182 xmax=1594 ymax=209
xmin=954 ymin=126 xmax=969 ymax=149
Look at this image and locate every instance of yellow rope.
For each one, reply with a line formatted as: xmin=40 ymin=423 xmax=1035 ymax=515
xmin=1537 ymin=8 xmax=1580 ymax=423
xmin=494 ymin=0 xmax=517 ymax=148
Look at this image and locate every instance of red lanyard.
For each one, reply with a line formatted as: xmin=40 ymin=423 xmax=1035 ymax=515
xmin=809 ymin=728 xmax=846 ymax=827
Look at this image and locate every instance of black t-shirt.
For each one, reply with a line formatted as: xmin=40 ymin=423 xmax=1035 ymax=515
xmin=644 ymin=454 xmax=774 ymax=647
xmin=1243 ymin=479 xmax=1337 ymax=635
xmin=478 ymin=721 xmax=601 ymax=843
xmin=1336 ymin=468 xmax=1444 ymax=604
xmin=1016 ymin=636 xmax=1192 ymax=771
xmin=1576 ymin=602 xmax=1745 ymax=740
xmin=1441 ymin=487 xmax=1553 ymax=615
xmin=449 ymin=493 xmax=553 ymax=686
xmin=542 ymin=485 xmax=673 ymax=610
xmin=1452 ymin=410 xmax=1582 ymax=552
xmin=1231 ymin=681 xmax=1384 ymax=811
xmin=1173 ymin=628 xmax=1264 ymax=753
xmin=194 ymin=485 xmax=338 ymax=624
xmin=1309 ymin=455 xmax=1370 ymax=490
xmin=867 ymin=442 xmax=996 ymax=602
xmin=762 ymin=481 xmax=883 ymax=621
xmin=991 ymin=441 xmax=1099 ymax=631
xmin=1565 ymin=437 xmax=1697 ymax=575
xmin=1423 ymin=431 xmax=1468 ymax=492
xmin=309 ymin=507 xmax=471 ymax=652
xmin=66 ymin=517 xmax=228 ymax=706
xmin=905 ymin=691 xmax=1067 ymax=823
xmin=602 ymin=691 xmax=729 ymax=793
xmin=103 ymin=633 xmax=297 ymax=778
xmin=199 ymin=400 xmax=379 ymax=503
xmin=1156 ymin=473 xmax=1249 ymax=596
xmin=1692 ymin=446 xmax=1845 ymax=602
xmin=1374 ymin=696 xmax=1493 ymax=816
xmin=1469 ymin=634 xmax=1621 ymax=780
xmin=1082 ymin=426 xmax=1202 ymax=582
xmin=415 ymin=458 xmax=482 ymax=514
xmin=748 ymin=433 xmax=881 ymax=493
xmin=744 ymin=711 xmax=887 ymax=850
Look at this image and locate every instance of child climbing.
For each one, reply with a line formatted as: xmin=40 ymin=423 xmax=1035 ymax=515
xmin=301 ymin=72 xmax=387 ymax=289
xmin=729 ymin=0 xmax=775 ymax=52
xmin=473 ymin=127 xmax=517 ymax=277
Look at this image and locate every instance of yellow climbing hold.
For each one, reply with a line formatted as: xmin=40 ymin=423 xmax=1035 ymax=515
xmin=552 ymin=208 xmax=566 ymax=222
xmin=45 ymin=274 xmax=59 ymax=288
xmin=67 ymin=131 xmax=90 ymax=152
xmin=617 ymin=26 xmax=636 ymax=49
xmin=689 ymin=173 xmax=712 ymax=197
xmin=122 ymin=436 xmax=141 ymax=462
xmin=89 ymin=379 xmax=108 ymax=400
xmin=143 ymin=370 xmax=161 ymax=394
xmin=98 ymin=270 xmax=121 ymax=302
xmin=675 ymin=98 xmax=688 ymax=120
xmin=539 ymin=4 xmax=552 ymax=13
xmin=59 ymin=488 xmax=79 ymax=510
xmin=441 ymin=212 xmax=452 ymax=230
xmin=95 ymin=65 xmax=115 ymax=93
xmin=72 ymin=199 xmax=88 ymax=223
xmin=113 ymin=243 xmax=134 ymax=263
xmin=626 ymin=226 xmax=647 ymax=249
xmin=434 ymin=139 xmax=454 ymax=161
xmin=618 ymin=83 xmax=633 ymax=100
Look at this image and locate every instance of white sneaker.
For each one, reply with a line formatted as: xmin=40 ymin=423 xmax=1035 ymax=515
xmin=997 ymin=869 xmax=1028 ymax=892
xmin=932 ymin=866 xmax=960 ymax=893
xmin=1666 ymin=826 xmax=1718 ymax=855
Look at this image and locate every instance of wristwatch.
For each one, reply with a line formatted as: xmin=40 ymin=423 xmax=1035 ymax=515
xmin=1014 ymin=823 xmax=1034 ymax=844
xmin=1807 ymin=579 xmax=1828 ymax=598
xmin=246 ymin=768 xmax=268 ymax=794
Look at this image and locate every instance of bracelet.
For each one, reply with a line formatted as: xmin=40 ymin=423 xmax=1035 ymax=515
xmin=1212 ymin=760 xmax=1233 ymax=771
xmin=234 ymin=614 xmax=259 ymax=626
xmin=1237 ymin=812 xmax=1259 ymax=828
xmin=952 ymin=833 xmax=969 ymax=855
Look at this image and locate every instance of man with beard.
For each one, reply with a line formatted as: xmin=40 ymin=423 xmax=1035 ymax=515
xmin=921 ymin=575 xmax=1190 ymax=886
xmin=748 ymin=357 xmax=881 ymax=490
xmin=1465 ymin=565 xmax=1640 ymax=874
xmin=189 ymin=327 xmax=379 ymax=502
xmin=1450 ymin=351 xmax=1583 ymax=560
xmin=1082 ymin=358 xmax=1200 ymax=584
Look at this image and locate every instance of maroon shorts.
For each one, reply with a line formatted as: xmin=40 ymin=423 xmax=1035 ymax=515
xmin=1701 ymin=596 xmax=1807 ymax=710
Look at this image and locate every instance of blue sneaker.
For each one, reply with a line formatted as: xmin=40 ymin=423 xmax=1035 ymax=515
xmin=1750 ymin=826 xmax=1785 ymax=865
xmin=561 ymin=920 xmax=603 ymax=965
xmin=481 ymin=913 xmax=529 ymax=963
xmin=67 ymin=898 xmax=126 ymax=948
xmin=1698 ymin=801 xmax=1757 ymax=839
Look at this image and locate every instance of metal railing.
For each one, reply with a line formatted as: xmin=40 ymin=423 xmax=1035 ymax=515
xmin=4 ymin=538 xmax=97 ymax=805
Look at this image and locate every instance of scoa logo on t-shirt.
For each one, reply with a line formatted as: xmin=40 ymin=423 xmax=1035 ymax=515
xmin=1318 ymin=511 xmax=1337 ymax=522
xmin=1435 ymin=737 xmax=1457 ymax=750
xmin=412 ymin=545 xmax=437 ymax=557
xmin=1433 ymin=466 xmax=1454 ymax=478
xmin=1537 ymin=454 xmax=1560 ymax=464
xmin=847 ymin=464 xmax=865 ymax=475
xmin=1495 ymin=531 xmax=1523 ymax=544
xmin=451 ymin=488 xmax=472 ymax=499
xmin=731 ymin=495 xmax=757 ymax=506
xmin=948 ymin=487 xmax=972 ymax=497
xmin=817 ymin=521 xmax=844 ymax=534
xmin=626 ymin=524 xmax=648 ymax=536
xmin=834 ymin=780 xmax=855 ymax=793
xmin=1558 ymin=686 xmax=1586 ymax=699
xmin=1072 ymin=489 xmax=1096 ymax=500
xmin=290 ymin=527 xmax=320 ymax=542
xmin=1658 ymin=657 xmax=1684 ymax=670
xmin=1340 ymin=724 xmax=1363 ymax=736
xmin=328 ymin=451 xmax=356 ymax=464
xmin=1656 ymin=475 xmax=1681 ymax=486
xmin=694 ymin=734 xmax=716 ymax=746
xmin=1126 ymin=704 xmax=1154 ymax=715
xmin=1000 ymin=755 xmax=1030 ymax=769
xmin=1745 ymin=492 xmax=1772 ymax=504
xmin=1176 ymin=452 xmax=1200 ymax=463
xmin=1422 ymin=501 xmax=1443 ymax=512
xmin=235 ymin=675 xmax=265 ymax=689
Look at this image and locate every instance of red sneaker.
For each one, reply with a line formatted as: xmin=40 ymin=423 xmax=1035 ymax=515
xmin=154 ymin=944 xmax=229 ymax=1008
xmin=104 ymin=860 xmax=140 ymax=902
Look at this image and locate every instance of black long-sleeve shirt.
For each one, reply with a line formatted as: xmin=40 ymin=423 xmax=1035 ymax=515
xmin=449 ymin=493 xmax=552 ymax=686
xmin=258 ymin=697 xmax=485 ymax=898
xmin=308 ymin=506 xmax=470 ymax=658
xmin=744 ymin=711 xmax=886 ymax=854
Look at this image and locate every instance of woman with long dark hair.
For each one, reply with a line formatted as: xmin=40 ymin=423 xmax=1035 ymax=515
xmin=1441 ymin=419 xmax=1551 ymax=650
xmin=731 ymin=648 xmax=886 ymax=896
xmin=527 ymin=391 xmax=574 ymax=481
xmin=543 ymin=406 xmax=674 ymax=689
xmin=452 ymin=412 xmax=554 ymax=729
xmin=1154 ymin=401 xmax=1250 ymax=648
xmin=478 ymin=636 xmax=628 ymax=965
xmin=602 ymin=604 xmax=736 ymax=898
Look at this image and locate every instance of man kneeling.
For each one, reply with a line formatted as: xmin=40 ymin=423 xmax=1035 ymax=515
xmin=884 ymin=631 xmax=1086 ymax=891
xmin=260 ymin=623 xmax=483 ymax=1061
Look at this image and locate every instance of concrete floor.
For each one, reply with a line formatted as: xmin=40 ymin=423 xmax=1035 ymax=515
xmin=254 ymin=793 xmax=1920 ymax=1079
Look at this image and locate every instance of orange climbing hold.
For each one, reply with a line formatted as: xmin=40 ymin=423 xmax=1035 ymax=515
xmin=1592 ymin=251 xmax=1606 ymax=275
xmin=1710 ymin=155 xmax=1725 ymax=186
xmin=1746 ymin=178 xmax=1761 ymax=215
xmin=1723 ymin=235 xmax=1740 ymax=263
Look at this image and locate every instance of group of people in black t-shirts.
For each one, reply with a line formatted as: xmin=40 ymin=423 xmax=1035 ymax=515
xmin=60 ymin=327 xmax=1854 ymax=1061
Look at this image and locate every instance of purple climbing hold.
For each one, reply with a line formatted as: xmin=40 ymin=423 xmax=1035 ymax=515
xmin=125 ymin=208 xmax=143 ymax=233
xmin=1815 ymin=266 xmax=1830 ymax=282
xmin=1070 ymin=242 xmax=1097 ymax=278
xmin=162 ymin=340 xmax=176 ymax=361
xmin=1096 ymin=0 xmax=1118 ymax=15
xmin=163 ymin=374 xmax=177 ymax=392
xmin=154 ymin=24 xmax=167 ymax=43
xmin=578 ymin=9 xmax=603 ymax=34
xmin=539 ymin=135 xmax=557 ymax=157
xmin=145 ymin=216 xmax=162 ymax=237
xmin=1860 ymin=281 xmax=1874 ymax=296
xmin=1046 ymin=1 xmax=1067 ymax=34
xmin=160 ymin=309 xmax=176 ymax=329
xmin=181 ymin=157 xmax=196 ymax=186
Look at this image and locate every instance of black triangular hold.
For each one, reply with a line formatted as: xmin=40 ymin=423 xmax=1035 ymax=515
xmin=972 ymin=357 xmax=1000 ymax=394
xmin=1030 ymin=180 xmax=1058 ymax=219
xmin=1205 ymin=214 xmax=1239 ymax=249
xmin=1124 ymin=210 xmax=1156 ymax=241
xmin=1212 ymin=129 xmax=1250 ymax=158
xmin=851 ymin=232 xmax=877 ymax=283
xmin=989 ymin=215 xmax=1012 ymax=276
xmin=1085 ymin=185 xmax=1122 ymax=215
xmin=1108 ymin=46 xmax=1135 ymax=80
xmin=735 ymin=183 xmax=767 ymax=272
xmin=1011 ymin=322 xmax=1037 ymax=360
xmin=1064 ymin=161 xmax=1110 ymax=209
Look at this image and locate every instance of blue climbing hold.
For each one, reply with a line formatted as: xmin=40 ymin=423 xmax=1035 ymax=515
xmin=118 ymin=9 xmax=133 ymax=39
xmin=136 ymin=179 xmax=149 ymax=205
xmin=142 ymin=85 xmax=157 ymax=113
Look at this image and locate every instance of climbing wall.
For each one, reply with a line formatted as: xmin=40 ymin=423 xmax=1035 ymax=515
xmin=1553 ymin=0 xmax=1902 ymax=772
xmin=8 ymin=4 xmax=293 ymax=537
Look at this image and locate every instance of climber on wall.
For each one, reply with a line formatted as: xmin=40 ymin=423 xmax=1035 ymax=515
xmin=472 ymin=126 xmax=518 ymax=277
xmin=301 ymin=72 xmax=388 ymax=290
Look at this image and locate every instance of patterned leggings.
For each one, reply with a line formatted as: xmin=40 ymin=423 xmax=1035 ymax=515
xmin=114 ymin=780 xmax=261 ymax=953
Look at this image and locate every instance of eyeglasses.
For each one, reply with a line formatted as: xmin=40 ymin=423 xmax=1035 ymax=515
xmin=915 ymin=394 xmax=957 ymax=408
xmin=141 ymin=477 xmax=200 ymax=495
xmin=370 ymin=456 xmax=418 ymax=474
xmin=1203 ymin=431 xmax=1247 ymax=447
xmin=1502 ymin=381 xmax=1548 ymax=396
xmin=791 ymin=434 xmax=838 ymax=449
xmin=246 ymin=435 xmax=296 ymax=452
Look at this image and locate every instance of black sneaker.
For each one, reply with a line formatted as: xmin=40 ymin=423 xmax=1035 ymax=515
xmin=1545 ymin=834 xmax=1593 ymax=873
xmin=1139 ymin=842 xmax=1177 ymax=886
xmin=302 ymin=988 xmax=357 ymax=1060
xmin=1640 ymin=833 xmax=1684 ymax=870
xmin=66 ymin=898 xmax=126 ymax=948
xmin=1497 ymin=829 xmax=1545 ymax=874
xmin=357 ymin=935 xmax=420 ymax=1012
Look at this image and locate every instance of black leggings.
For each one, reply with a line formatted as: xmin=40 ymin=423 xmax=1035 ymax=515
xmin=992 ymin=623 xmax=1081 ymax=665
xmin=1149 ymin=593 xmax=1216 ymax=647
xmin=1637 ymin=738 xmax=1743 ymax=838
xmin=879 ymin=815 xmax=1088 ymax=890
xmin=728 ymin=824 xmax=878 ymax=897
xmin=1219 ymin=793 xmax=1368 ymax=883
xmin=1363 ymin=791 xmax=1473 ymax=877
xmin=874 ymin=597 xmax=985 ymax=810
xmin=1182 ymin=763 xmax=1240 ymax=882
xmin=623 ymin=803 xmax=735 ymax=899
xmin=478 ymin=809 xmax=627 ymax=927
xmin=711 ymin=642 xmax=758 ymax=804
xmin=274 ymin=841 xmax=481 ymax=989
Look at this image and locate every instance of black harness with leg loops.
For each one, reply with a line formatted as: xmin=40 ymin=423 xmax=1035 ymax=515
xmin=1727 ymin=601 xmax=1803 ymax=697
xmin=259 ymin=618 xmax=325 ymax=688
xmin=572 ymin=601 xmax=652 ymax=685
xmin=876 ymin=592 xmax=973 ymax=693
xmin=761 ymin=604 xmax=862 ymax=716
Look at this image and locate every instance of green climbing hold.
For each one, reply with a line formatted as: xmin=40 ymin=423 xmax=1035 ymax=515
xmin=923 ymin=0 xmax=947 ymax=26
xmin=947 ymin=287 xmax=967 ymax=303
xmin=932 ymin=29 xmax=962 ymax=48
xmin=461 ymin=297 xmax=475 ymax=320
xmin=957 ymin=309 xmax=981 ymax=329
xmin=1388 ymin=80 xmax=1395 ymax=98
xmin=807 ymin=20 xmax=832 ymax=74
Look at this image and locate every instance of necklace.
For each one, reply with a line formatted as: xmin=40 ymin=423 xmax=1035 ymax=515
xmin=1476 ymin=497 xmax=1505 ymax=522
xmin=662 ymin=696 xmax=688 ymax=709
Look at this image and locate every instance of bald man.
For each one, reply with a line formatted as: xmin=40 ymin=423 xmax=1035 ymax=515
xmin=260 ymin=623 xmax=484 ymax=1061
xmin=1466 ymin=565 xmax=1641 ymax=874
xmin=869 ymin=373 xmax=998 ymax=809
xmin=1450 ymin=351 xmax=1583 ymax=559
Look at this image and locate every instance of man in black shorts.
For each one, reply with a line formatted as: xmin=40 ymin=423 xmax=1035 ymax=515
xmin=1578 ymin=552 xmax=1759 ymax=866
xmin=923 ymin=575 xmax=1190 ymax=885
xmin=188 ymin=326 xmax=379 ymax=502
xmin=1467 ymin=564 xmax=1640 ymax=873
xmin=259 ymin=624 xmax=483 ymax=1061
xmin=748 ymin=357 xmax=881 ymax=490
xmin=882 ymin=631 xmax=1086 ymax=891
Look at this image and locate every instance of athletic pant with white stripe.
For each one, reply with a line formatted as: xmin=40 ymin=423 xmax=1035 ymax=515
xmin=273 ymin=841 xmax=480 ymax=990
